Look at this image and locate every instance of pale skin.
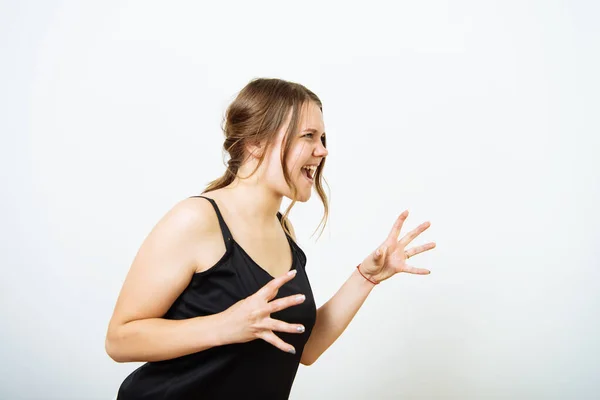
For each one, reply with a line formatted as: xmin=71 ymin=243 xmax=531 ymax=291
xmin=105 ymin=101 xmax=435 ymax=366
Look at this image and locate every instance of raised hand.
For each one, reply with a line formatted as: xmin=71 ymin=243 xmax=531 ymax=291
xmin=358 ymin=210 xmax=436 ymax=284
xmin=222 ymin=269 xmax=306 ymax=354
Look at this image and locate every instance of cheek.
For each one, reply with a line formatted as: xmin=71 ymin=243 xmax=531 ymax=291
xmin=286 ymin=156 xmax=304 ymax=177
xmin=287 ymin=145 xmax=308 ymax=167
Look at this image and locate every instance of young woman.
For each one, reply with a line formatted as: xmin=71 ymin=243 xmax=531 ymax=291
xmin=105 ymin=78 xmax=436 ymax=399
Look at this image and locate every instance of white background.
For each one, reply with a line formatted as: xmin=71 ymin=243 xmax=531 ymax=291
xmin=1 ymin=0 xmax=599 ymax=398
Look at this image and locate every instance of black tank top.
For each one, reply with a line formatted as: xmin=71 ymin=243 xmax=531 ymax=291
xmin=116 ymin=196 xmax=317 ymax=400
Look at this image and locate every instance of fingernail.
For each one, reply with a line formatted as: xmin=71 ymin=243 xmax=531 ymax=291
xmin=296 ymin=294 xmax=305 ymax=303
xmin=288 ymin=270 xmax=297 ymax=276
xmin=297 ymin=325 xmax=305 ymax=333
xmin=288 ymin=348 xmax=296 ymax=354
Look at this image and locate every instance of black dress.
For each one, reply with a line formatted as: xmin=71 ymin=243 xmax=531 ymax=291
xmin=116 ymin=196 xmax=317 ymax=400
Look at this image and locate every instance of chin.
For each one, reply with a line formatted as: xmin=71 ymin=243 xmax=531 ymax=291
xmin=279 ymin=175 xmax=314 ymax=202
xmin=297 ymin=193 xmax=311 ymax=202
xmin=284 ymin=192 xmax=311 ymax=203
xmin=283 ymin=185 xmax=312 ymax=202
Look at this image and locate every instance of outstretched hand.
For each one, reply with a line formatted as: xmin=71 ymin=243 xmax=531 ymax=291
xmin=358 ymin=210 xmax=436 ymax=284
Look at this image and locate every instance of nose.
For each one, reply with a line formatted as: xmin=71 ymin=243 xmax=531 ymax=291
xmin=314 ymin=141 xmax=328 ymax=158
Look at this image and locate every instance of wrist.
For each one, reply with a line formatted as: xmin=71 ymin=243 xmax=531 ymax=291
xmin=356 ymin=263 xmax=379 ymax=285
xmin=206 ymin=311 xmax=235 ymax=347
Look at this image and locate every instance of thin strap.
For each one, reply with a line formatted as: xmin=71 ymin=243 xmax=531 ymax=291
xmin=189 ymin=196 xmax=233 ymax=249
xmin=277 ymin=211 xmax=293 ymax=242
xmin=276 ymin=212 xmax=302 ymax=264
xmin=277 ymin=211 xmax=288 ymax=231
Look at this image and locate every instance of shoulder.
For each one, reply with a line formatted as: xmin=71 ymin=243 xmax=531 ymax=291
xmin=159 ymin=196 xmax=221 ymax=239
xmin=170 ymin=196 xmax=215 ymax=226
xmin=161 ymin=196 xmax=226 ymax=273
xmin=105 ymin=196 xmax=222 ymax=345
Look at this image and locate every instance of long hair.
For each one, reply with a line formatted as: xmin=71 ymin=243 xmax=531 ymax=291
xmin=202 ymin=77 xmax=329 ymax=239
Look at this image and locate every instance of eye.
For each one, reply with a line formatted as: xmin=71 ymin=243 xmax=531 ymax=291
xmin=302 ymin=132 xmax=326 ymax=146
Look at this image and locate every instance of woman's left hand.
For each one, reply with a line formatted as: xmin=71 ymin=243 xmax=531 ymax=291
xmin=359 ymin=210 xmax=436 ymax=284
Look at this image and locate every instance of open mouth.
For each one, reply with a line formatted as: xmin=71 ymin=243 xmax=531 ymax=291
xmin=301 ymin=165 xmax=316 ymax=183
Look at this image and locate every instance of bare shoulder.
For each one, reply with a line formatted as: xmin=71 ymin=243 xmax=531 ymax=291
xmin=181 ymin=195 xmax=228 ymax=273
xmin=135 ymin=196 xmax=222 ymax=255
xmin=170 ymin=196 xmax=220 ymax=233
xmin=106 ymin=196 xmax=222 ymax=331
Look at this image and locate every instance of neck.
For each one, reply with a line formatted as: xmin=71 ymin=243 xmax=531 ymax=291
xmin=220 ymin=176 xmax=283 ymax=225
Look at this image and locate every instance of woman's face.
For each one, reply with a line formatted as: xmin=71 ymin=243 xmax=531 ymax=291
xmin=264 ymin=102 xmax=328 ymax=202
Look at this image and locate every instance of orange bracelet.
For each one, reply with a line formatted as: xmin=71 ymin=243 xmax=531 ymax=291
xmin=356 ymin=264 xmax=379 ymax=285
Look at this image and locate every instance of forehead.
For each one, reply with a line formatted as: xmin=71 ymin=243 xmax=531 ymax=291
xmin=276 ymin=101 xmax=325 ymax=142
xmin=299 ymin=101 xmax=325 ymax=133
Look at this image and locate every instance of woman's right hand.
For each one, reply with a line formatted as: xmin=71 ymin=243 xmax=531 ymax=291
xmin=222 ymin=269 xmax=306 ymax=354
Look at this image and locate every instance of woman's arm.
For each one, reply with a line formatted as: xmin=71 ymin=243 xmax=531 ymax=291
xmin=293 ymin=209 xmax=435 ymax=366
xmin=283 ymin=220 xmax=376 ymax=366
xmin=106 ymin=315 xmax=232 ymax=363
xmin=105 ymin=199 xmax=229 ymax=363
xmin=300 ymin=269 xmax=374 ymax=365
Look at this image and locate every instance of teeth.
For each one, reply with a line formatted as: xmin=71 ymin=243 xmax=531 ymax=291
xmin=302 ymin=165 xmax=317 ymax=179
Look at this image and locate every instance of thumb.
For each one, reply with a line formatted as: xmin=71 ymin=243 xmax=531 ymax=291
xmin=374 ymin=245 xmax=387 ymax=262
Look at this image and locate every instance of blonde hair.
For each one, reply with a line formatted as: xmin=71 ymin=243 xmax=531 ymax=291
xmin=202 ymin=78 xmax=329 ymax=239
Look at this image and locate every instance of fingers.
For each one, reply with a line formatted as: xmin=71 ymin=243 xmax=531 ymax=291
xmin=268 ymin=293 xmax=306 ymax=314
xmin=257 ymin=269 xmax=297 ymax=300
xmin=402 ymin=242 xmax=435 ymax=275
xmin=399 ymin=221 xmax=432 ymax=247
xmin=265 ymin=317 xmax=306 ymax=334
xmin=259 ymin=330 xmax=297 ymax=354
xmin=405 ymin=242 xmax=436 ymax=258
xmin=403 ymin=264 xmax=431 ymax=275
xmin=388 ymin=210 xmax=409 ymax=242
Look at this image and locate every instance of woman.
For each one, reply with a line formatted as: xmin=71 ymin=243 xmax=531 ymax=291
xmin=105 ymin=78 xmax=436 ymax=399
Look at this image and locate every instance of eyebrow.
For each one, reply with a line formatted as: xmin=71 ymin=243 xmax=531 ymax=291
xmin=303 ymin=128 xmax=326 ymax=135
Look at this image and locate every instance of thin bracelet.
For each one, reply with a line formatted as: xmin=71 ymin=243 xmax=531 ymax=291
xmin=356 ymin=264 xmax=379 ymax=285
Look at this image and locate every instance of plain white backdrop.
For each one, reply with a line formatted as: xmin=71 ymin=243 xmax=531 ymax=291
xmin=1 ymin=0 xmax=599 ymax=398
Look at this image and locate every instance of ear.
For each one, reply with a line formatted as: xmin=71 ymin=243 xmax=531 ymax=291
xmin=246 ymin=140 xmax=266 ymax=159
